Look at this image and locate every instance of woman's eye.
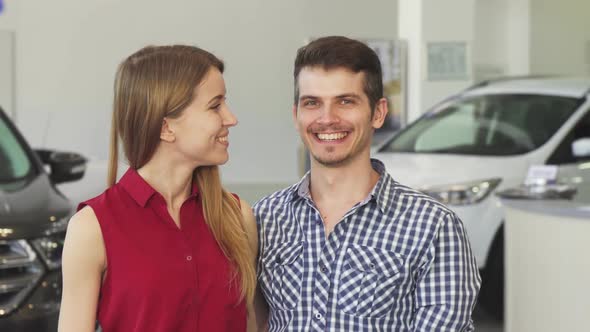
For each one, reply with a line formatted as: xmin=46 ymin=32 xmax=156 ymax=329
xmin=210 ymin=104 xmax=221 ymax=111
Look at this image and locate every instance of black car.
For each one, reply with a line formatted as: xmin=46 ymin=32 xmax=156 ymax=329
xmin=0 ymin=107 xmax=86 ymax=331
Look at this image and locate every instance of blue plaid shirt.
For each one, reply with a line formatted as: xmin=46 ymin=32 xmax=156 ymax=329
xmin=254 ymin=159 xmax=480 ymax=332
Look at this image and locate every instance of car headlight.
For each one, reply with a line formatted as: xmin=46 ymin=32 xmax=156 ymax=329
xmin=421 ymin=178 xmax=502 ymax=206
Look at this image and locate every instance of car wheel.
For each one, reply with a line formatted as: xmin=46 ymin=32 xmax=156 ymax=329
xmin=479 ymin=225 xmax=504 ymax=321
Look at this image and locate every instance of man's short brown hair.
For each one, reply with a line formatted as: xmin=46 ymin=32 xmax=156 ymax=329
xmin=294 ymin=36 xmax=383 ymax=111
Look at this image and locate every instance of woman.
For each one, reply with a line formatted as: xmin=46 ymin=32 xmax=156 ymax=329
xmin=58 ymin=45 xmax=258 ymax=332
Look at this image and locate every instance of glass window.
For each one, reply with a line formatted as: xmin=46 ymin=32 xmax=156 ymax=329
xmin=0 ymin=114 xmax=32 ymax=182
xmin=381 ymin=94 xmax=582 ymax=156
xmin=548 ymin=109 xmax=590 ymax=164
xmin=414 ymin=103 xmax=478 ymax=152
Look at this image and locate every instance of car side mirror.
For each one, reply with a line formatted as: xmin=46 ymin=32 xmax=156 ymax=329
xmin=572 ymin=138 xmax=590 ymax=158
xmin=34 ymin=149 xmax=87 ymax=184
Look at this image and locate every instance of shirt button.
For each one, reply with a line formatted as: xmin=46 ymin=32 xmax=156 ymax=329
xmin=186 ymin=255 xmax=192 ymax=261
xmin=315 ymin=313 xmax=323 ymax=320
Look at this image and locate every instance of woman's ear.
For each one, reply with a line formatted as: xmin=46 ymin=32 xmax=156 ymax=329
xmin=160 ymin=118 xmax=176 ymax=142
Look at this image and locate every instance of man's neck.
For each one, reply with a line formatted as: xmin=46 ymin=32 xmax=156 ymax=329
xmin=309 ymin=157 xmax=379 ymax=206
xmin=308 ymin=156 xmax=380 ymax=235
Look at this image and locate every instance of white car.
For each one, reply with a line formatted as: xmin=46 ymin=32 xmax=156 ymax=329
xmin=373 ymin=77 xmax=590 ymax=318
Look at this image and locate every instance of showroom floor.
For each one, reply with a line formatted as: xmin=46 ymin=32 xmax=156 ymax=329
xmin=228 ymin=183 xmax=504 ymax=332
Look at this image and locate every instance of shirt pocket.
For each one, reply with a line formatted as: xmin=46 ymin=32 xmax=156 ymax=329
xmin=262 ymin=242 xmax=304 ymax=311
xmin=337 ymin=244 xmax=405 ymax=317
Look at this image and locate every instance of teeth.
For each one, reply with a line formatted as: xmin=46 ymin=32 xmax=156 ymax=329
xmin=317 ymin=132 xmax=347 ymax=141
xmin=217 ymin=136 xmax=228 ymax=143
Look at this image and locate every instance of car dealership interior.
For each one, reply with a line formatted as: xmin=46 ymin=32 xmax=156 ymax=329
xmin=1 ymin=0 xmax=589 ymax=331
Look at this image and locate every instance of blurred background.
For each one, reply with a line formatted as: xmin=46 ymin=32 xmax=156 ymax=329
xmin=1 ymin=0 xmax=590 ymax=331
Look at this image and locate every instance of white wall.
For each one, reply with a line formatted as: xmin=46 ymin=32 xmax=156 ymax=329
xmin=397 ymin=0 xmax=423 ymax=121
xmin=472 ymin=0 xmax=531 ymax=79
xmin=14 ymin=0 xmax=397 ymax=185
xmin=505 ymin=0 xmax=531 ymax=75
xmin=421 ymin=0 xmax=475 ymax=111
xmin=0 ymin=0 xmax=17 ymax=29
xmin=0 ymin=0 xmax=18 ymax=119
xmin=530 ymin=0 xmax=590 ymax=76
xmin=473 ymin=0 xmax=590 ymax=79
xmin=473 ymin=0 xmax=509 ymax=81
xmin=399 ymin=0 xmax=475 ymax=122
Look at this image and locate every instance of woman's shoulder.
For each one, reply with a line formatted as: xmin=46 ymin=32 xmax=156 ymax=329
xmin=230 ymin=193 xmax=251 ymax=216
xmin=235 ymin=197 xmax=257 ymax=252
xmin=63 ymin=204 xmax=107 ymax=275
xmin=74 ymin=185 xmax=128 ymax=234
xmin=77 ymin=184 xmax=124 ymax=212
xmin=69 ymin=205 xmax=100 ymax=232
xmin=66 ymin=205 xmax=104 ymax=254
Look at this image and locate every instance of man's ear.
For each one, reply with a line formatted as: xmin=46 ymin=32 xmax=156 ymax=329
xmin=292 ymin=104 xmax=299 ymax=131
xmin=160 ymin=118 xmax=176 ymax=142
xmin=371 ymin=98 xmax=389 ymax=129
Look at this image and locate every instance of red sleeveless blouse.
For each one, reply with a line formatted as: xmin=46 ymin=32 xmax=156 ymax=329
xmin=79 ymin=168 xmax=246 ymax=332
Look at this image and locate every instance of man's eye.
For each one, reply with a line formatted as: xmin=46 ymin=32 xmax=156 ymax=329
xmin=303 ymin=100 xmax=318 ymax=107
xmin=340 ymin=99 xmax=354 ymax=105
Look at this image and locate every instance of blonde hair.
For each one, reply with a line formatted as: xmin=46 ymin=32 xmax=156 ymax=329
xmin=108 ymin=45 xmax=255 ymax=304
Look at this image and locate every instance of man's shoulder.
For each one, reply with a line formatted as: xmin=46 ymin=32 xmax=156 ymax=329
xmin=389 ymin=179 xmax=455 ymax=220
xmin=384 ymin=180 xmax=467 ymax=254
xmin=253 ymin=183 xmax=299 ymax=212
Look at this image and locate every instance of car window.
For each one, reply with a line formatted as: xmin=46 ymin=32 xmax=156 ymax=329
xmin=548 ymin=109 xmax=590 ymax=165
xmin=380 ymin=94 xmax=581 ymax=156
xmin=414 ymin=103 xmax=478 ymax=152
xmin=0 ymin=114 xmax=32 ymax=181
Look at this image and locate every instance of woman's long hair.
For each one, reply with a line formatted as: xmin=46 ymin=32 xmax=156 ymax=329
xmin=107 ymin=45 xmax=255 ymax=304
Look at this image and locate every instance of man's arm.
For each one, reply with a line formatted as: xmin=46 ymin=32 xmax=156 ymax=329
xmin=412 ymin=212 xmax=481 ymax=332
xmin=253 ymin=283 xmax=269 ymax=331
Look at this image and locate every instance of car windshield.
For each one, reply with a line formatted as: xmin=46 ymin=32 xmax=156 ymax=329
xmin=0 ymin=112 xmax=32 ymax=182
xmin=380 ymin=94 xmax=582 ymax=156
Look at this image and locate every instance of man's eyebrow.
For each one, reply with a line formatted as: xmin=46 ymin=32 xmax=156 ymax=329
xmin=299 ymin=94 xmax=362 ymax=100
xmin=299 ymin=95 xmax=318 ymax=101
xmin=335 ymin=93 xmax=362 ymax=100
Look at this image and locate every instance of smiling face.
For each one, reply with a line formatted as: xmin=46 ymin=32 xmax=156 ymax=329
xmin=163 ymin=67 xmax=237 ymax=167
xmin=294 ymin=67 xmax=387 ymax=168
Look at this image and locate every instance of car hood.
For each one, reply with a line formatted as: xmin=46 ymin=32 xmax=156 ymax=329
xmin=0 ymin=174 xmax=71 ymax=238
xmin=372 ymin=152 xmax=532 ymax=189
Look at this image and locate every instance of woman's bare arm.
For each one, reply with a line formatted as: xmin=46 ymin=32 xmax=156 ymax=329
xmin=240 ymin=200 xmax=269 ymax=332
xmin=58 ymin=206 xmax=106 ymax=332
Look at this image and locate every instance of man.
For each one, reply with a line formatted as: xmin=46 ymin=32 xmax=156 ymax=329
xmin=254 ymin=36 xmax=480 ymax=331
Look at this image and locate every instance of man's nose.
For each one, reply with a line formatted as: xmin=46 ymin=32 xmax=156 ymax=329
xmin=316 ymin=104 xmax=339 ymax=125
